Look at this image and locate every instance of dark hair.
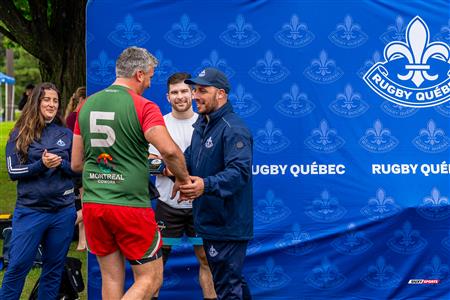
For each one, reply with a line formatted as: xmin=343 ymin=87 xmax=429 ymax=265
xmin=167 ymin=72 xmax=191 ymax=91
xmin=25 ymin=83 xmax=35 ymax=90
xmin=12 ymin=82 xmax=63 ymax=161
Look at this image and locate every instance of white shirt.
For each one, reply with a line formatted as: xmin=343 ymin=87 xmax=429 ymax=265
xmin=149 ymin=112 xmax=198 ymax=208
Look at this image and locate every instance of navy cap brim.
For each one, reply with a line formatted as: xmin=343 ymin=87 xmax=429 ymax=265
xmin=184 ymin=78 xmax=214 ymax=87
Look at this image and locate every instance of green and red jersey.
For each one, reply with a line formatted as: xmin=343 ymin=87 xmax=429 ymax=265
xmin=74 ymin=85 xmax=165 ymax=207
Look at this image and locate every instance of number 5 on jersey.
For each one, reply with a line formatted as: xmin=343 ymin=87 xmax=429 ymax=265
xmin=90 ymin=111 xmax=116 ymax=147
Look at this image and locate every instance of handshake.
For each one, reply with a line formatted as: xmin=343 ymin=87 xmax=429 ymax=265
xmin=148 ymin=158 xmax=204 ymax=202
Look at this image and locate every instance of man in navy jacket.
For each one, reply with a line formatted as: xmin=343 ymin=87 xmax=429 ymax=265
xmin=180 ymin=68 xmax=253 ymax=300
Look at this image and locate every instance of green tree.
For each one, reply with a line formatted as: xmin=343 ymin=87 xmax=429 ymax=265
xmin=0 ymin=0 xmax=87 ymax=106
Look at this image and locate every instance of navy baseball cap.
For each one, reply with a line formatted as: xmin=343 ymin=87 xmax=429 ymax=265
xmin=185 ymin=67 xmax=231 ymax=93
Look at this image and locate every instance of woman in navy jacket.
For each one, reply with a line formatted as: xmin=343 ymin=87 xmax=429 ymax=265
xmin=0 ymin=83 xmax=77 ymax=300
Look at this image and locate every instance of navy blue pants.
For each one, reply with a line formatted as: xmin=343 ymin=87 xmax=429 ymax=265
xmin=203 ymin=240 xmax=252 ymax=300
xmin=0 ymin=205 xmax=76 ymax=300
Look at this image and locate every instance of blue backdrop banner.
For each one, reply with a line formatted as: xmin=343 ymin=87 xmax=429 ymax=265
xmin=86 ymin=0 xmax=450 ymax=299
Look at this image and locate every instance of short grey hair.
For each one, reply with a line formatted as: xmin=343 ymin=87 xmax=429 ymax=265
xmin=115 ymin=46 xmax=159 ymax=78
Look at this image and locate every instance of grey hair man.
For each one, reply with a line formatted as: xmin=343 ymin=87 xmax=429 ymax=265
xmin=72 ymin=46 xmax=190 ymax=299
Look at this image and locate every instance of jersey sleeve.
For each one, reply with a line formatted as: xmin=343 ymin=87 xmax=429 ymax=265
xmin=141 ymin=101 xmax=165 ymax=132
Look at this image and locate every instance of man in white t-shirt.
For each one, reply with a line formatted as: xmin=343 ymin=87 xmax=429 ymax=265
xmin=149 ymin=72 xmax=216 ymax=300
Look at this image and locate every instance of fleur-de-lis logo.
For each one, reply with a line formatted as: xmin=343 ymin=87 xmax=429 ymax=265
xmin=305 ymin=189 xmax=346 ymax=223
xmin=362 ymin=256 xmax=401 ymax=289
xmin=152 ymin=50 xmax=177 ymax=85
xmin=417 ymin=187 xmax=450 ymax=221
xmin=357 ymin=51 xmax=382 ymax=78
xmin=420 ymin=120 xmax=445 ymax=145
xmin=220 ymin=15 xmax=260 ymax=48
xmin=87 ymin=51 xmax=116 ymax=85
xmin=313 ymin=190 xmax=337 ymax=215
xmin=195 ymin=51 xmax=235 ymax=79
xmin=257 ymin=120 xmax=283 ymax=146
xmin=165 ymin=14 xmax=205 ymax=48
xmin=338 ymin=15 xmax=360 ymax=40
xmin=306 ymin=257 xmax=346 ymax=289
xmin=276 ymin=223 xmax=315 ymax=256
xmin=284 ymin=84 xmax=307 ymax=110
xmin=387 ymin=221 xmax=428 ymax=254
xmin=275 ymin=84 xmax=314 ymax=118
xmin=249 ymin=257 xmax=291 ymax=289
xmin=396 ymin=222 xmax=419 ymax=247
xmin=254 ymin=120 xmax=290 ymax=154
xmin=230 ymin=85 xmax=252 ymax=110
xmin=434 ymin=19 xmax=450 ymax=42
xmin=332 ymin=223 xmax=373 ymax=255
xmin=249 ymin=51 xmax=289 ymax=84
xmin=305 ymin=120 xmax=345 ymax=153
xmin=256 ymin=189 xmax=290 ymax=221
xmin=370 ymin=257 xmax=394 ymax=282
xmin=108 ymin=15 xmax=150 ymax=47
xmin=385 ymin=17 xmax=450 ymax=87
xmin=390 ymin=16 xmax=407 ymax=40
xmin=229 ymin=15 xmax=252 ymax=40
xmin=313 ymin=120 xmax=336 ymax=145
xmin=174 ymin=14 xmax=196 ymax=40
xmin=423 ymin=188 xmax=449 ymax=206
xmin=366 ymin=120 xmax=391 ymax=145
xmin=423 ymin=256 xmax=450 ymax=278
xmin=284 ymin=223 xmax=310 ymax=244
xmin=257 ymin=51 xmax=282 ymax=76
xmin=283 ymin=15 xmax=308 ymax=40
xmin=360 ymin=119 xmax=398 ymax=153
xmin=413 ymin=119 xmax=449 ymax=153
xmin=274 ymin=14 xmax=314 ymax=48
xmin=312 ymin=50 xmax=335 ymax=76
xmin=330 ymin=84 xmax=368 ymax=117
xmin=366 ymin=16 xmax=450 ymax=108
xmin=339 ymin=85 xmax=360 ymax=110
xmin=229 ymin=84 xmax=260 ymax=117
xmin=361 ymin=188 xmax=401 ymax=221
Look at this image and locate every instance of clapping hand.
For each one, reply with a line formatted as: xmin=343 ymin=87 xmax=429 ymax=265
xmin=42 ymin=149 xmax=62 ymax=168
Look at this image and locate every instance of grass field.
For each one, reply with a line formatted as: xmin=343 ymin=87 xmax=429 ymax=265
xmin=0 ymin=121 xmax=16 ymax=214
xmin=0 ymin=121 xmax=87 ymax=299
